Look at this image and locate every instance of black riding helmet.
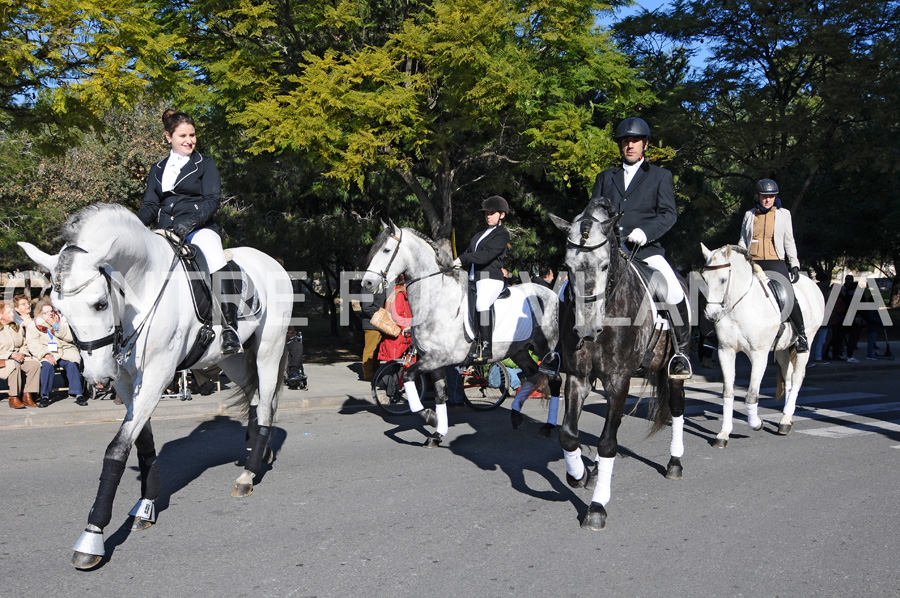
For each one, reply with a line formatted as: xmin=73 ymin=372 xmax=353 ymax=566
xmin=755 ymin=179 xmax=779 ymax=195
xmin=614 ymin=117 xmax=651 ymax=141
xmin=480 ymin=195 xmax=510 ymax=213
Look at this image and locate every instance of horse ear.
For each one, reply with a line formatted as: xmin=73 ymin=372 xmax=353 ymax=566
xmin=85 ymin=236 xmax=119 ymax=269
xmin=548 ymin=213 xmax=572 ymax=234
xmin=387 ymin=218 xmax=400 ymax=233
xmin=700 ymin=243 xmax=712 ymax=260
xmin=18 ymin=242 xmax=59 ymax=274
xmin=724 ymin=245 xmax=732 ymax=259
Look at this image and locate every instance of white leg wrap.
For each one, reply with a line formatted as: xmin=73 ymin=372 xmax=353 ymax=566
xmin=564 ymin=448 xmax=585 ymax=480
xmin=590 ymin=456 xmax=615 ymax=507
xmin=746 ymin=402 xmax=762 ymax=429
xmin=784 ymin=385 xmax=800 ymax=419
xmin=720 ymin=396 xmax=734 ymax=437
xmin=511 ymin=381 xmax=534 ymax=412
xmin=669 ymin=415 xmax=684 ymax=458
xmin=435 ymin=403 xmax=448 ymax=436
xmin=547 ymin=395 xmax=560 ymax=425
xmin=404 ymin=380 xmax=424 ymax=412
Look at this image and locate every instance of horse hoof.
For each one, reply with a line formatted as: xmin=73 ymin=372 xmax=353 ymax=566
xmin=131 ymin=518 xmax=153 ymax=531
xmin=423 ymin=433 xmax=442 ymax=448
xmin=72 ymin=551 xmax=102 ymax=570
xmin=713 ymin=437 xmax=728 ymax=449
xmin=581 ymin=502 xmax=608 ymax=531
xmin=419 ymin=408 xmax=437 ymax=428
xmin=751 ymin=421 xmax=764 ymax=431
xmin=537 ymin=423 xmax=555 ymax=438
xmin=232 ymin=483 xmax=253 ymax=498
xmin=566 ymin=463 xmax=597 ymax=489
xmin=510 ymin=410 xmax=524 ymax=430
xmin=777 ymin=422 xmax=793 ymax=435
xmin=665 ymin=457 xmax=683 ymax=480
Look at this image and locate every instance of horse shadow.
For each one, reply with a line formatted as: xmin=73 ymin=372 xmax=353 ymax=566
xmin=100 ymin=416 xmax=287 ymax=563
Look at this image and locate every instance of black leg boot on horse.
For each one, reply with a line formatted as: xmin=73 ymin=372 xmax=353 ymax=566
xmin=470 ymin=308 xmax=494 ymax=363
xmin=788 ymin=300 xmax=809 ymax=353
xmin=668 ymin=298 xmax=693 ymax=380
xmin=215 ymin=261 xmax=242 ymax=355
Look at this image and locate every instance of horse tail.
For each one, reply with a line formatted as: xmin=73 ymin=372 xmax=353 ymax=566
xmin=648 ymin=365 xmax=672 ymax=436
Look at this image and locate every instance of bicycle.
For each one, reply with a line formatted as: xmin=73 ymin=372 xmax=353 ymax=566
xmin=372 ymin=349 xmax=512 ymax=415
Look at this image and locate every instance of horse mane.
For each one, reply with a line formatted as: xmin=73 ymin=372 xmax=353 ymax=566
xmin=61 ymin=203 xmax=137 ymax=246
xmin=366 ymin=225 xmax=453 ymax=269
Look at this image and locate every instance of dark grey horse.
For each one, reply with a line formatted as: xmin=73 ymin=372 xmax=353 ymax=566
xmin=549 ymin=197 xmax=686 ymax=530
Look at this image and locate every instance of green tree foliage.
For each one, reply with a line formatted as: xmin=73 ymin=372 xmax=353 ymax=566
xmin=617 ymin=0 xmax=900 ymax=285
xmin=0 ymin=0 xmax=184 ymax=137
xmin=172 ymin=0 xmax=651 ymax=249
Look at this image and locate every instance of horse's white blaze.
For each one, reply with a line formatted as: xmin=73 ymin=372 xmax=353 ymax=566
xmin=670 ymin=415 xmax=685 ymax=458
xmin=590 ymin=456 xmax=615 ymax=506
xmin=564 ymin=448 xmax=585 ymax=480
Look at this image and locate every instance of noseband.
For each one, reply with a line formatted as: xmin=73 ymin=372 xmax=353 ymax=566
xmin=567 ymin=212 xmax=619 ymax=303
xmin=702 ymin=259 xmax=754 ymax=319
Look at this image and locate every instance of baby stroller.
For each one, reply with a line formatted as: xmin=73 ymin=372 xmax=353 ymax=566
xmin=285 ymin=330 xmax=308 ymax=390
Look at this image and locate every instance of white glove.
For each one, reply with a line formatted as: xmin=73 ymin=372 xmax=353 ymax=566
xmin=452 ymin=257 xmax=462 ymax=269
xmin=626 ymin=228 xmax=647 ymax=247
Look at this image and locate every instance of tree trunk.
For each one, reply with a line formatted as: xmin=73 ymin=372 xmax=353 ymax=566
xmin=891 ymin=252 xmax=900 ymax=308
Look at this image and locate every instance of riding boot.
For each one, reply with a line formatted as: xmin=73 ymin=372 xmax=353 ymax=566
xmin=789 ymin=300 xmax=809 ymax=353
xmin=216 ymin=262 xmax=242 ymax=355
xmin=475 ymin=308 xmax=494 ymax=363
xmin=668 ymin=298 xmax=693 ymax=380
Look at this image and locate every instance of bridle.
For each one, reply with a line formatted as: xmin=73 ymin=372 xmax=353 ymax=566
xmin=702 ymin=259 xmax=754 ymax=320
xmin=566 ymin=212 xmax=621 ymax=304
xmin=367 ymin=227 xmax=455 ymax=290
xmin=54 ymin=246 xmax=179 ymax=363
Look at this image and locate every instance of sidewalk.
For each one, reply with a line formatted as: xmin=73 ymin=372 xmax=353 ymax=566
xmin=1 ymin=357 xmax=897 ymax=430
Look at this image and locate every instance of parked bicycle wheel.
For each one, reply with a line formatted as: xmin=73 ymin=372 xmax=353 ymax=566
xmin=372 ymin=360 xmax=426 ymax=416
xmin=462 ymin=362 xmax=510 ymax=410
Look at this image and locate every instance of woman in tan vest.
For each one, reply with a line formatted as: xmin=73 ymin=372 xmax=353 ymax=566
xmin=0 ymin=300 xmax=41 ymax=408
xmin=738 ymin=179 xmax=809 ymax=352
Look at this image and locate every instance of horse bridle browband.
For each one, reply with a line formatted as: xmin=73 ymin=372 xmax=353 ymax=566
xmin=55 ymin=246 xmax=179 ymax=361
xmin=702 ymin=259 xmax=758 ymax=317
xmin=567 ymin=212 xmax=623 ymax=303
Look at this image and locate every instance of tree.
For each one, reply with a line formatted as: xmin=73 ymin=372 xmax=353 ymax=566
xmin=617 ymin=0 xmax=900 ymax=278
xmin=168 ymin=0 xmax=651 ymax=250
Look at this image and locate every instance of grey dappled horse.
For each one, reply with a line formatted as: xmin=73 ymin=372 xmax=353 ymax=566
xmin=700 ymin=243 xmax=825 ymax=445
xmin=361 ymin=222 xmax=558 ymax=446
xmin=19 ymin=204 xmax=292 ymax=569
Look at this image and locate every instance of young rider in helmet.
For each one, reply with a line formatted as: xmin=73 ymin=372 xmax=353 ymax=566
xmin=452 ymin=196 xmax=510 ymax=363
xmin=738 ymin=179 xmax=809 ymax=352
xmin=591 ymin=117 xmax=693 ymax=379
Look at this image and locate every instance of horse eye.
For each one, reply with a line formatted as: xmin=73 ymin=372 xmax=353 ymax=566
xmin=95 ymin=300 xmax=108 ymax=311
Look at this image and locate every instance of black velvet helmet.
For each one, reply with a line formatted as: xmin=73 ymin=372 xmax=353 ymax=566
xmin=756 ymin=179 xmax=779 ymax=195
xmin=614 ymin=117 xmax=651 ymax=141
xmin=480 ymin=195 xmax=510 ymax=213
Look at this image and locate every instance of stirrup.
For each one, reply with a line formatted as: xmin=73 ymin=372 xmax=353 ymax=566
xmin=538 ymin=351 xmax=561 ymax=377
xmin=667 ymin=353 xmax=693 ymax=380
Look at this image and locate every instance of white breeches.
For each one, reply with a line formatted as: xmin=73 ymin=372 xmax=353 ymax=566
xmin=641 ymin=254 xmax=685 ymax=305
xmin=474 ymin=278 xmax=505 ymax=311
xmin=187 ymin=228 xmax=227 ymax=272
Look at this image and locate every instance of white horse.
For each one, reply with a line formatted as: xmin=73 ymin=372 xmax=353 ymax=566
xmin=19 ymin=203 xmax=292 ymax=569
xmin=700 ymin=244 xmax=825 ymax=447
xmin=361 ymin=222 xmax=559 ymax=447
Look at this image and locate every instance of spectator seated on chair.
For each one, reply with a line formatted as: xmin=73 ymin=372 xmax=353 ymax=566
xmin=26 ymin=302 xmax=86 ymax=407
xmin=1 ymin=300 xmax=41 ymax=408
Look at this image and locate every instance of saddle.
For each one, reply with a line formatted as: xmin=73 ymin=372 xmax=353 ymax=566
xmin=766 ymin=279 xmax=790 ymax=324
xmin=157 ymin=231 xmax=260 ymax=369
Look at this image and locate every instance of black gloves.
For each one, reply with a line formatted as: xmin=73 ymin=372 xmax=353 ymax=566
xmin=172 ymin=221 xmax=194 ymax=239
xmin=789 ymin=266 xmax=800 ymax=283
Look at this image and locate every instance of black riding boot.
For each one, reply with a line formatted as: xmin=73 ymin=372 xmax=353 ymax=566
xmin=789 ymin=300 xmax=809 ymax=353
xmin=669 ymin=298 xmax=693 ymax=379
xmin=472 ymin=309 xmax=494 ymax=363
xmin=216 ymin=263 xmax=242 ymax=355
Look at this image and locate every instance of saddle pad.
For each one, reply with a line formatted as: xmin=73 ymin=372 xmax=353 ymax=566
xmin=463 ymin=286 xmax=534 ymax=343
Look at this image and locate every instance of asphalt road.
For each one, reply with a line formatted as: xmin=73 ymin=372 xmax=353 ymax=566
xmin=1 ymin=362 xmax=898 ymax=598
